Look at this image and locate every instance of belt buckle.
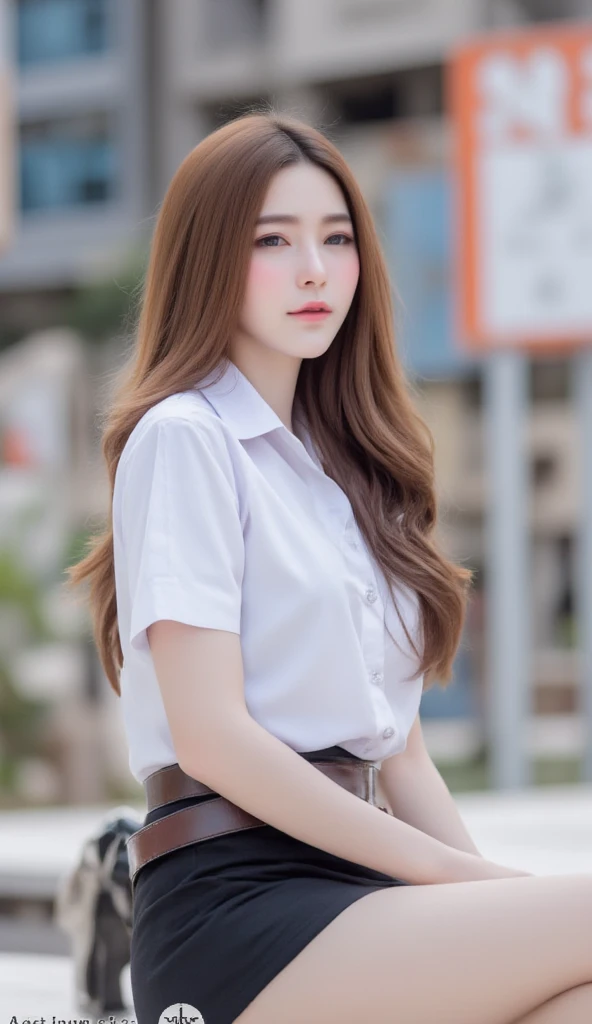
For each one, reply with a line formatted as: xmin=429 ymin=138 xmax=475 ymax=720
xmin=364 ymin=762 xmax=377 ymax=806
xmin=363 ymin=761 xmax=391 ymax=814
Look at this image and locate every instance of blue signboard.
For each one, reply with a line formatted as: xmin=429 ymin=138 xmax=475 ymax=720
xmin=383 ymin=169 xmax=481 ymax=380
xmin=384 ymin=169 xmax=481 ymax=718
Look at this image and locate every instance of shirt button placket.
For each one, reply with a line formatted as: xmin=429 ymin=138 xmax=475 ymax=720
xmin=361 ymin=576 xmax=388 ymax=757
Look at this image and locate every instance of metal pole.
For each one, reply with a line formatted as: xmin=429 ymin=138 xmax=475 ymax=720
xmin=484 ymin=350 xmax=532 ymax=788
xmin=572 ymin=349 xmax=592 ymax=781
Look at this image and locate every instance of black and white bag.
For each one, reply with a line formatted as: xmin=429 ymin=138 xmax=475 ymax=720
xmin=54 ymin=807 xmax=142 ymax=1013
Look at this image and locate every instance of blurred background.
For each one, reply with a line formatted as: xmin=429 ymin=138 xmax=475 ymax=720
xmin=0 ymin=0 xmax=591 ymax=987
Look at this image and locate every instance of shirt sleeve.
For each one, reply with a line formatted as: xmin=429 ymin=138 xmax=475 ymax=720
xmin=118 ymin=414 xmax=245 ymax=654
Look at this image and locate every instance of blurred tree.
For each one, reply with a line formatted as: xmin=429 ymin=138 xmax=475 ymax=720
xmin=0 ymin=547 xmax=53 ymax=795
xmin=58 ymin=243 xmax=149 ymax=344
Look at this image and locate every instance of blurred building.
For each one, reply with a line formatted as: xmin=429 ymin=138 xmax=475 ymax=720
xmin=2 ymin=0 xmax=588 ymax=325
xmin=0 ymin=0 xmax=590 ymax=788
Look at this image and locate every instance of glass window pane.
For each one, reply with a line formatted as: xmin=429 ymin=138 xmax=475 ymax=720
xmin=19 ymin=115 xmax=118 ymax=211
xmin=17 ymin=0 xmax=110 ymax=67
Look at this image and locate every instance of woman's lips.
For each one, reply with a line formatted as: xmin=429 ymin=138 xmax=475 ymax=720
xmin=288 ymin=310 xmax=332 ymax=321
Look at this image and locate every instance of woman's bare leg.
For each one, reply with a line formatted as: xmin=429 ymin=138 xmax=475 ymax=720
xmin=512 ymin=982 xmax=592 ymax=1022
xmin=233 ymin=873 xmax=592 ymax=1024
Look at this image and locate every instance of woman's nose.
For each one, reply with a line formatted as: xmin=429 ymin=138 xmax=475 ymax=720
xmin=297 ymin=247 xmax=327 ymax=285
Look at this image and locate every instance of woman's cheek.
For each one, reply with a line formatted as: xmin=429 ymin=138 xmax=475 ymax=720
xmin=247 ymin=257 xmax=286 ymax=295
xmin=341 ymin=253 xmax=360 ymax=296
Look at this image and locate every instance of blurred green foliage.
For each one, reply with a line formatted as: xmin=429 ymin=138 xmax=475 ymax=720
xmin=59 ymin=243 xmax=149 ymax=344
xmin=0 ymin=547 xmax=53 ymax=794
xmin=437 ymin=751 xmax=583 ymax=792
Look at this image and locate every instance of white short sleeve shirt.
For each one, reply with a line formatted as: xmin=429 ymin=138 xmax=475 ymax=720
xmin=112 ymin=359 xmax=424 ymax=784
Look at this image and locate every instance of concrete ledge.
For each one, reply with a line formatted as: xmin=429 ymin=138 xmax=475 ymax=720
xmin=0 ymin=786 xmax=590 ymax=1006
xmin=0 ymin=787 xmax=590 ymax=900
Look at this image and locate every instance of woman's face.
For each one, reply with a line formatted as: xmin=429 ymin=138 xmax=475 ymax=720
xmin=236 ymin=163 xmax=360 ymax=362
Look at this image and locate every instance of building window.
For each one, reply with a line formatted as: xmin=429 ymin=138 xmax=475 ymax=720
xmin=486 ymin=0 xmax=586 ymax=26
xmin=17 ymin=0 xmax=110 ymax=68
xmin=330 ymin=67 xmax=442 ymax=126
xmin=19 ymin=114 xmax=118 ymax=212
xmin=340 ymin=82 xmax=399 ymax=123
xmin=531 ymin=453 xmax=557 ymax=488
xmin=530 ymin=359 xmax=569 ymax=402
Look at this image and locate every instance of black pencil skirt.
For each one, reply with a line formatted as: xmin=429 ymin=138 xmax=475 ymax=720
xmin=129 ymin=745 xmax=410 ymax=1024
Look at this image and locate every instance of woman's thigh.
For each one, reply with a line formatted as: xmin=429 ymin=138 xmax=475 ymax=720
xmin=512 ymin=982 xmax=592 ymax=1023
xmin=233 ymin=873 xmax=592 ymax=1024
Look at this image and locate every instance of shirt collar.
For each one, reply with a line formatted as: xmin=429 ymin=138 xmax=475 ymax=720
xmin=195 ymin=359 xmax=303 ymax=442
xmin=195 ymin=359 xmax=351 ymax=527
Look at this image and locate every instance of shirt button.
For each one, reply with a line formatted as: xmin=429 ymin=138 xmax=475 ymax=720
xmin=370 ymin=670 xmax=383 ymax=685
xmin=365 ymin=586 xmax=377 ymax=604
xmin=382 ymin=726 xmax=395 ymax=739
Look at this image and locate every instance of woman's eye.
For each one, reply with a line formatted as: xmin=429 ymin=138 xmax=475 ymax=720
xmin=255 ymin=233 xmax=355 ymax=247
xmin=255 ymin=235 xmax=285 ymax=247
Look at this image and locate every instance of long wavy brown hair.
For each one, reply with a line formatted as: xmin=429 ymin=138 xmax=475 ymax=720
xmin=65 ymin=106 xmax=473 ymax=697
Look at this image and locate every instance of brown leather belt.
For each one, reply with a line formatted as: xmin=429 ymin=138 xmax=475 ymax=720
xmin=126 ymin=758 xmax=391 ymax=887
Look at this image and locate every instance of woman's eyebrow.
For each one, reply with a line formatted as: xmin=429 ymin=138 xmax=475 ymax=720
xmin=255 ymin=213 xmax=352 ymax=226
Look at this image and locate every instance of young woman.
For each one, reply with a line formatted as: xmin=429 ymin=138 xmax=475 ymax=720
xmin=67 ymin=109 xmax=592 ymax=1024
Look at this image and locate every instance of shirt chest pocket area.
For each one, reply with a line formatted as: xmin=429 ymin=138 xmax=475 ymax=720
xmin=241 ymin=494 xmax=373 ymax=638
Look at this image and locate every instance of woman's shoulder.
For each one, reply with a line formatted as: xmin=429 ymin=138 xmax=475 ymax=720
xmin=119 ymin=388 xmax=234 ymax=471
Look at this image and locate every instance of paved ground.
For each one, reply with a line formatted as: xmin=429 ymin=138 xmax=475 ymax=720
xmin=0 ymin=953 xmax=133 ymax=1018
xmin=0 ymin=784 xmax=590 ymax=1020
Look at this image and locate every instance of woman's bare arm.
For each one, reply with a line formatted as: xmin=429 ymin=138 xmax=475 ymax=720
xmin=147 ymin=620 xmax=530 ymax=886
xmin=379 ymin=712 xmax=483 ymax=856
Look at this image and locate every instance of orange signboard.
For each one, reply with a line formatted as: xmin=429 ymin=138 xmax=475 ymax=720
xmin=448 ymin=23 xmax=592 ymax=353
